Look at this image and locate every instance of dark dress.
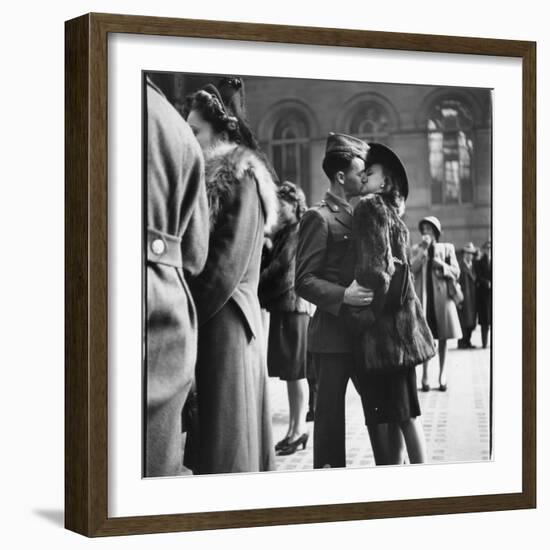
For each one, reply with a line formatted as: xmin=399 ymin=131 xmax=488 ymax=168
xmin=259 ymin=223 xmax=310 ymax=381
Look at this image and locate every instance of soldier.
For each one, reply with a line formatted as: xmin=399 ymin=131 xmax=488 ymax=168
xmin=295 ymin=133 xmax=373 ymax=469
xmin=145 ymin=78 xmax=210 ymax=477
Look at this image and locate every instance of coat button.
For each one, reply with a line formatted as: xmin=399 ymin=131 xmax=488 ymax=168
xmin=151 ymin=238 xmax=165 ymax=255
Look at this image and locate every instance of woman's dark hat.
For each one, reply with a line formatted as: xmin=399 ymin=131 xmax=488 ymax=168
xmin=366 ymin=142 xmax=409 ymax=200
xmin=419 ymin=216 xmax=442 ymax=239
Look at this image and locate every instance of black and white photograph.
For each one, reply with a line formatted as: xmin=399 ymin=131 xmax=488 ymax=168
xmin=143 ymin=70 xmax=493 ymax=478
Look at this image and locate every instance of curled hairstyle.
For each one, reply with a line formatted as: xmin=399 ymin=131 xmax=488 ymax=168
xmin=322 ymin=152 xmax=356 ymax=181
xmin=183 ymin=87 xmax=243 ymax=144
xmin=374 ymin=165 xmax=406 ymax=215
xmin=278 ymin=181 xmax=307 ymax=220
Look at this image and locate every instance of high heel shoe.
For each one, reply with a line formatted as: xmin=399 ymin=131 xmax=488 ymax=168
xmin=275 ymin=436 xmax=290 ymax=452
xmin=277 ymin=433 xmax=309 ymax=456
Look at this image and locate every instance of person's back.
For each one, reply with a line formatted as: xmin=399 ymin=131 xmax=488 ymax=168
xmin=145 ymin=78 xmax=210 ymax=477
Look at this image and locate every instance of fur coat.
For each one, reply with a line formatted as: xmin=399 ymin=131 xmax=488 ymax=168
xmin=258 ymin=222 xmax=311 ymax=313
xmin=348 ymin=194 xmax=436 ymax=373
xmin=191 ymin=142 xmax=279 ymax=330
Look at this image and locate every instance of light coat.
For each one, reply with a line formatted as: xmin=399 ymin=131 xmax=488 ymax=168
xmin=411 ymin=240 xmax=463 ymax=340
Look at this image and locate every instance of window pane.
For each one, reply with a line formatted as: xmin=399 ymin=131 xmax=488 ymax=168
xmin=349 ymin=101 xmax=392 ymax=141
xmin=427 ymin=98 xmax=475 ymax=204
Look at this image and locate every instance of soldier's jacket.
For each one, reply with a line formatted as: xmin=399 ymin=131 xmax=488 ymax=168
xmin=295 ymin=191 xmax=355 ymax=353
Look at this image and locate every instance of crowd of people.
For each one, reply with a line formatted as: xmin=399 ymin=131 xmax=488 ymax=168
xmin=144 ymin=74 xmax=492 ymax=478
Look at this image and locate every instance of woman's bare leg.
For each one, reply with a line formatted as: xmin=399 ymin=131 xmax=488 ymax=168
xmin=438 ymin=339 xmax=448 ymax=386
xmin=421 ymin=361 xmax=430 ymax=388
xmin=400 ymin=417 xmax=427 ymax=464
xmin=287 ymin=379 xmax=308 ymax=439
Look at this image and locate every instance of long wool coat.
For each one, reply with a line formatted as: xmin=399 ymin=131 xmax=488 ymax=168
xmin=190 ymin=142 xmax=278 ymax=474
xmin=458 ymin=257 xmax=477 ymax=330
xmin=475 ymin=254 xmax=492 ymax=326
xmin=145 ymin=80 xmax=210 ymax=477
xmin=411 ymin=240 xmax=463 ymax=340
xmin=349 ymin=194 xmax=436 ymax=373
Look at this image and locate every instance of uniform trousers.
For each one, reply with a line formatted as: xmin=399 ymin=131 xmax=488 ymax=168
xmin=311 ymin=352 xmax=363 ymax=469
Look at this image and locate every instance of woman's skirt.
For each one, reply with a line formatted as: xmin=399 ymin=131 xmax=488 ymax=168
xmin=195 ymin=300 xmax=275 ymax=474
xmin=267 ymin=311 xmax=309 ymax=381
xmin=360 ymin=367 xmax=421 ymax=425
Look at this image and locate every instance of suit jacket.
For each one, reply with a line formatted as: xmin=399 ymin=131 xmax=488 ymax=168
xmin=475 ymin=254 xmax=492 ymax=326
xmin=295 ymin=191 xmax=355 ymax=353
xmin=458 ymin=258 xmax=477 ymax=328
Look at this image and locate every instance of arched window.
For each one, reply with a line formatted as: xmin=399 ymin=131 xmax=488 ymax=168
xmin=270 ymin=109 xmax=310 ymax=192
xmin=427 ymin=98 xmax=475 ymax=205
xmin=348 ymin=101 xmax=393 ymax=143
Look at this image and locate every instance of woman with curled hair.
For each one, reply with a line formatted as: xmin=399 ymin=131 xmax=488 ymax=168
xmin=184 ymin=78 xmax=279 ymax=474
xmin=346 ymin=143 xmax=435 ymax=465
xmin=259 ymin=182 xmax=312 ymax=456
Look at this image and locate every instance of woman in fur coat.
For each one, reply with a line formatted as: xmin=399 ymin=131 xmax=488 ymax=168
xmin=184 ymin=79 xmax=279 ymax=474
xmin=259 ymin=182 xmax=312 ymax=456
xmin=348 ymin=143 xmax=435 ymax=465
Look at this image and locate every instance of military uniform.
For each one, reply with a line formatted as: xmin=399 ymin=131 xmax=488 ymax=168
xmin=296 ymin=190 xmax=363 ymax=468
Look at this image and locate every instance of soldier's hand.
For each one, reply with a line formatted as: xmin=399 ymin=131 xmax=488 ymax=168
xmin=343 ymin=280 xmax=374 ymax=307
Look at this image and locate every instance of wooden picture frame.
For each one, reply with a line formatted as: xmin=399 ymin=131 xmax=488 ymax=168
xmin=65 ymin=12 xmax=536 ymax=537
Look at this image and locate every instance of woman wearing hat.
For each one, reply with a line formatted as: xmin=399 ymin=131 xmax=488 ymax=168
xmin=184 ymin=78 xmax=278 ymax=474
xmin=457 ymin=243 xmax=478 ymax=349
xmin=411 ymin=216 xmax=462 ymax=391
xmin=345 ymin=143 xmax=435 ymax=464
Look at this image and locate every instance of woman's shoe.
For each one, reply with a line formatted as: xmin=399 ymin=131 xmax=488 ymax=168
xmin=439 ymin=384 xmax=447 ymax=392
xmin=277 ymin=433 xmax=309 ymax=456
xmin=275 ymin=436 xmax=290 ymax=452
xmin=421 ymin=383 xmax=430 ymax=392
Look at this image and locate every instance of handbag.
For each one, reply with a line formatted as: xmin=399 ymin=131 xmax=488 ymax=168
xmin=385 ymin=258 xmax=410 ymax=312
xmin=445 ymin=254 xmax=464 ymax=306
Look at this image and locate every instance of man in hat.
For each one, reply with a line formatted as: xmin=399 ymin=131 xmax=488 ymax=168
xmin=475 ymin=240 xmax=492 ymax=348
xmin=295 ymin=133 xmax=373 ymax=469
xmin=458 ymin=242 xmax=478 ymax=349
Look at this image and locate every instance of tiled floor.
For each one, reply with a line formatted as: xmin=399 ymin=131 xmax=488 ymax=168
xmin=270 ymin=328 xmax=491 ymax=471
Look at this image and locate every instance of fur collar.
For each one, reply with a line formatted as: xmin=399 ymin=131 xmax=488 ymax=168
xmin=204 ymin=143 xmax=279 ymax=233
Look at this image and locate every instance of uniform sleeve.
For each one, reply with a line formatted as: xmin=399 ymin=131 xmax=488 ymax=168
xmin=295 ymin=209 xmax=346 ymax=316
xmin=190 ymin=174 xmax=259 ymax=325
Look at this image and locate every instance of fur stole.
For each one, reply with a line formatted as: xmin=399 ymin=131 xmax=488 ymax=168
xmin=204 ymin=143 xmax=279 ymax=233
